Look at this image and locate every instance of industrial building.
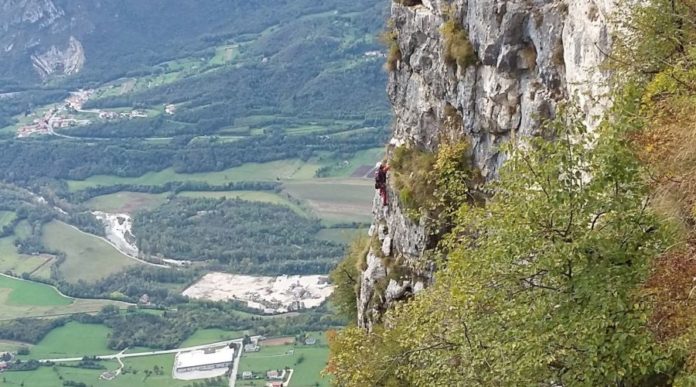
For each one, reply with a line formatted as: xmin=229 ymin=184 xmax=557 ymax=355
xmin=175 ymin=346 xmax=235 ymax=373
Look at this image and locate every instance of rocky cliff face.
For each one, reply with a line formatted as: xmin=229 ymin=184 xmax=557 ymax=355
xmin=358 ymin=0 xmax=615 ymax=329
xmin=1 ymin=0 xmax=87 ymax=80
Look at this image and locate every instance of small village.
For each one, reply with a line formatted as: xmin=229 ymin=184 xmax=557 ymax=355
xmin=16 ymin=89 xmax=162 ymax=138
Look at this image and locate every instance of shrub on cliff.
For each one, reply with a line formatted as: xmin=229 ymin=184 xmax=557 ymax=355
xmin=441 ymin=19 xmax=475 ymax=68
xmin=380 ymin=23 xmax=401 ymax=72
xmin=390 ymin=138 xmax=478 ymax=226
xmin=329 ymin=235 xmax=370 ymax=322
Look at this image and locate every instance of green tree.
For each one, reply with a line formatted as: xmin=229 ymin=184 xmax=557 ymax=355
xmin=329 ymin=235 xmax=369 ymax=322
xmin=327 ymin=111 xmax=682 ymax=385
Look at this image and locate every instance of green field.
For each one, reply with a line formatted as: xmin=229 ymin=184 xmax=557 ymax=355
xmin=0 ymin=210 xmax=17 ymax=228
xmin=0 ymin=236 xmax=53 ymax=278
xmin=316 ymin=228 xmax=363 ymax=244
xmin=238 ymin=334 xmax=330 ymax=387
xmin=0 ymin=358 xmax=194 ymax=387
xmin=210 ymin=44 xmax=238 ymax=65
xmin=3 ymin=353 xmax=191 ymax=387
xmin=0 ymin=274 xmax=71 ymax=307
xmin=283 ymin=178 xmax=374 ymax=224
xmin=86 ymin=191 xmax=169 ymax=213
xmin=0 ymin=274 xmax=129 ymax=321
xmin=320 ymin=147 xmax=383 ymax=178
xmin=179 ymin=328 xmax=247 ymax=347
xmin=178 ymin=190 xmax=307 ymax=215
xmin=19 ymin=322 xmax=112 ymax=360
xmin=67 ymin=159 xmax=321 ymax=192
xmin=0 ymin=363 xmax=112 ymax=387
xmin=118 ymin=354 xmax=192 ymax=387
xmin=14 ymin=220 xmax=32 ymax=239
xmin=0 ymin=339 xmax=29 ymax=352
xmin=41 ymin=221 xmax=137 ymax=283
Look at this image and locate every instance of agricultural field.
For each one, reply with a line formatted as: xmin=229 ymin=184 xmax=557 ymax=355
xmin=178 ymin=190 xmax=307 ymax=215
xmin=179 ymin=328 xmax=247 ymax=348
xmin=117 ymin=354 xmax=191 ymax=387
xmin=66 ymin=159 xmax=321 ymax=192
xmin=0 ymin=357 xmax=193 ymax=387
xmin=316 ymin=228 xmax=364 ymax=244
xmin=283 ymin=178 xmax=374 ymax=225
xmin=0 ymin=363 xmax=114 ymax=387
xmin=0 ymin=339 xmax=28 ymax=352
xmin=0 ymin=274 xmax=129 ymax=320
xmin=0 ymin=210 xmax=16 ymax=228
xmin=0 ymin=274 xmax=71 ymax=307
xmin=17 ymin=322 xmax=112 ymax=360
xmin=41 ymin=221 xmax=137 ymax=283
xmin=86 ymin=191 xmax=169 ymax=213
xmin=0 ymin=236 xmax=53 ymax=278
xmin=319 ymin=147 xmax=384 ymax=178
xmin=238 ymin=332 xmax=330 ymax=387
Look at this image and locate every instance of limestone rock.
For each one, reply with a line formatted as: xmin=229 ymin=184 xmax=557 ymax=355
xmin=357 ymin=0 xmax=615 ymax=329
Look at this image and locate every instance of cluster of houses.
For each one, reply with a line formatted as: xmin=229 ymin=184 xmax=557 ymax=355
xmin=238 ymin=335 xmax=320 ymax=385
xmin=0 ymin=351 xmax=15 ymax=373
xmin=14 ymin=86 xmax=178 ymax=139
xmin=98 ymin=110 xmax=148 ymax=120
xmin=240 ymin=369 xmax=287 ymax=387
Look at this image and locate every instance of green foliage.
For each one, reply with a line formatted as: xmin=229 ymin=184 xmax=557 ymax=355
xmin=328 ymin=111 xmax=682 ymax=386
xmin=380 ymin=23 xmax=401 ymax=72
xmin=390 ymin=139 xmax=477 ymax=225
xmin=440 ymin=19 xmax=476 ymax=69
xmin=609 ymin=2 xmax=696 ymax=379
xmin=329 ymin=236 xmax=370 ymax=321
xmin=390 ymin=146 xmax=436 ymax=220
xmin=393 ymin=0 xmax=422 ymax=6
xmin=132 ymin=197 xmax=343 ymax=274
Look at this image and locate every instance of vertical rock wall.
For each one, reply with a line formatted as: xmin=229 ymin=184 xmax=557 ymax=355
xmin=358 ymin=0 xmax=615 ymax=329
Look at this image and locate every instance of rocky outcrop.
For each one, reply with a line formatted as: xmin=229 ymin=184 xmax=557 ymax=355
xmin=0 ymin=0 xmax=63 ymax=31
xmin=0 ymin=0 xmax=86 ymax=80
xmin=357 ymin=0 xmax=615 ymax=329
xmin=31 ymin=36 xmax=85 ymax=78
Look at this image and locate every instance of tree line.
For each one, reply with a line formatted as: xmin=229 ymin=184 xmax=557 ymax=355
xmin=132 ymin=197 xmax=344 ymax=274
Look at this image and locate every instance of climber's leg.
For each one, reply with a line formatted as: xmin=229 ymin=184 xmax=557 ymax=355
xmin=380 ymin=187 xmax=388 ymax=206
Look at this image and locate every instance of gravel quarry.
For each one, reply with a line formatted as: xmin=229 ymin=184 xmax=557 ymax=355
xmin=182 ymin=272 xmax=334 ymax=314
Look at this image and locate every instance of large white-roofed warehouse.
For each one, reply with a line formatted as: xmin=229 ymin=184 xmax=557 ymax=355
xmin=175 ymin=346 xmax=235 ymax=373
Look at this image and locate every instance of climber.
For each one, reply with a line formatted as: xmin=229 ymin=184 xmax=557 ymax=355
xmin=374 ymin=161 xmax=390 ymax=206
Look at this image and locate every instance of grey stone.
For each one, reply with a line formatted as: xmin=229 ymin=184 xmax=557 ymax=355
xmin=357 ymin=0 xmax=616 ymax=329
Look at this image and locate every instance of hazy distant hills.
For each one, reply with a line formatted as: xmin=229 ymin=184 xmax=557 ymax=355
xmin=0 ymin=0 xmax=387 ymax=86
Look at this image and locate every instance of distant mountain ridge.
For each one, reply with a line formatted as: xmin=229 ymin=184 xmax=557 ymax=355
xmin=0 ymin=0 xmax=387 ymax=86
xmin=0 ymin=0 xmax=87 ymax=82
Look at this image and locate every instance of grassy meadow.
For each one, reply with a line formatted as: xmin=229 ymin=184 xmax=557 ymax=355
xmin=0 ymin=210 xmax=17 ymax=228
xmin=18 ymin=322 xmax=112 ymax=359
xmin=0 ymin=357 xmax=194 ymax=387
xmin=0 ymin=274 xmax=71 ymax=307
xmin=0 ymin=274 xmax=129 ymax=320
xmin=0 ymin=236 xmax=53 ymax=278
xmin=66 ymin=159 xmax=321 ymax=192
xmin=41 ymin=221 xmax=137 ymax=283
xmin=283 ymin=178 xmax=374 ymax=224
xmin=179 ymin=328 xmax=247 ymax=347
xmin=86 ymin=191 xmax=169 ymax=213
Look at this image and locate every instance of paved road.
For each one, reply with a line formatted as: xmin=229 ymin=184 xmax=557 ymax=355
xmin=39 ymin=337 xmax=256 ymax=363
xmin=229 ymin=342 xmax=242 ymax=387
